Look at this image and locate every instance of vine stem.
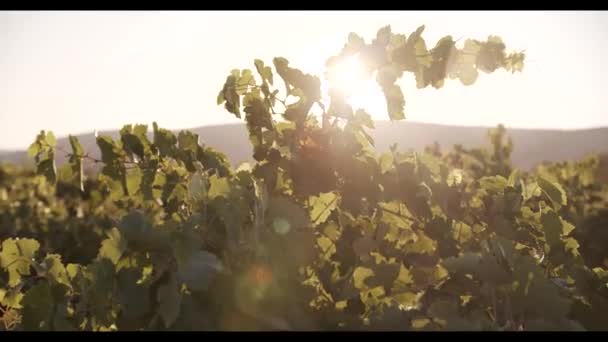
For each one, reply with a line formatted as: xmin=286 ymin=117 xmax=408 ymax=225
xmin=491 ymin=287 xmax=498 ymax=325
xmin=147 ymin=313 xmax=160 ymax=330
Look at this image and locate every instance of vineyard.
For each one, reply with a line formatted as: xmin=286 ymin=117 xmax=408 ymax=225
xmin=1 ymin=25 xmax=608 ymax=331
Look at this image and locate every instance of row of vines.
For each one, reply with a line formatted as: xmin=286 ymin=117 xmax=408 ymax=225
xmin=1 ymin=25 xmax=607 ymax=331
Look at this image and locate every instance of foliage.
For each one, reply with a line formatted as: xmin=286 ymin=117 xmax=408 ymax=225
xmin=1 ymin=25 xmax=607 ymax=331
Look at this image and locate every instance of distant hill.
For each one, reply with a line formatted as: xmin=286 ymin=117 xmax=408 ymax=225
xmin=2 ymin=121 xmax=608 ymax=172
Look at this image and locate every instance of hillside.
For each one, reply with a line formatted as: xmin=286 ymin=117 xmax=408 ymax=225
xmin=2 ymin=121 xmax=608 ymax=171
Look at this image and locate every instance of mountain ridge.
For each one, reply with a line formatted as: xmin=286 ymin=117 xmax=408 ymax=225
xmin=2 ymin=121 xmax=607 ymax=172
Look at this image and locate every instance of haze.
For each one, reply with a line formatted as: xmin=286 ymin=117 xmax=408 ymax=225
xmin=1 ymin=11 xmax=607 ymax=150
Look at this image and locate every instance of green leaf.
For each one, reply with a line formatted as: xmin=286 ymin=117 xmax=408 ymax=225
xmin=89 ymin=259 xmax=115 ymax=294
xmin=462 ymin=39 xmax=481 ymax=59
xmin=447 ymin=169 xmax=464 ymax=186
xmin=452 ymin=221 xmax=473 ymax=243
xmin=393 ymin=291 xmax=421 ymax=310
xmin=512 ymin=258 xmax=572 ymax=321
xmin=375 ymin=25 xmax=392 ymax=46
xmin=65 ymin=136 xmax=85 ymax=191
xmin=537 ymin=175 xmax=567 ymax=209
xmin=418 ymin=153 xmax=441 ymax=177
xmin=237 ymin=69 xmax=256 ymax=93
xmin=188 ymin=171 xmax=207 ymax=202
xmin=21 ymin=282 xmax=55 ymax=330
xmin=403 ymin=232 xmax=436 ymax=255
xmin=98 ymin=227 xmax=127 ymax=265
xmin=37 ymin=157 xmax=57 ymax=184
xmin=244 ymin=97 xmax=273 ymax=130
xmin=221 ymin=74 xmax=241 ymax=117
xmin=442 ymin=252 xmax=481 ymax=275
xmin=177 ymin=250 xmax=223 ymax=292
xmin=540 ymin=210 xmax=568 ymax=247
xmin=1 ymin=238 xmax=40 ymax=287
xmin=379 ymin=153 xmax=394 ymax=174
xmin=153 ymin=122 xmax=177 ymax=157
xmin=383 ymin=83 xmax=405 ymax=121
xmin=41 ymin=254 xmax=71 ymax=288
xmin=158 ymin=273 xmax=182 ymax=328
xmin=27 ymin=141 xmax=40 ymax=158
xmin=97 ymin=135 xmax=123 ymax=164
xmin=411 ymin=25 xmax=425 ymax=41
xmin=392 ymin=264 xmax=414 ymax=289
xmin=309 ymin=192 xmax=338 ymax=225
xmin=377 ymin=64 xmax=401 ymax=88
xmin=208 ymin=174 xmax=230 ymax=200
xmin=45 ymin=131 xmax=57 ymax=147
xmin=0 ymin=288 xmax=24 ymax=309
xmin=354 ymin=109 xmax=375 ymax=129
xmin=353 ymin=266 xmax=374 ymax=290
xmin=458 ymin=64 xmax=479 ymax=86
xmin=389 ymin=33 xmax=407 ymax=50
xmin=254 ymin=59 xmax=274 ymax=85
xmin=170 ymin=226 xmax=201 ymax=270
xmin=507 ymin=169 xmax=521 ymax=187
xmin=524 ymin=181 xmax=542 ymax=201
xmin=592 ymin=267 xmax=608 ymax=280
xmin=118 ymin=211 xmax=168 ymax=251
xmin=479 ymin=175 xmax=508 ymax=193
xmin=116 ymin=268 xmax=151 ymax=320
xmin=379 ymin=201 xmax=413 ymax=230
xmin=68 ymin=135 xmax=84 ymax=156
xmin=563 ymin=238 xmax=580 ymax=257
xmin=121 ymin=125 xmax=151 ymax=160
xmin=177 ymin=130 xmax=199 ymax=153
xmin=347 ymin=32 xmax=365 ymax=51
xmin=125 ymin=167 xmax=142 ymax=196
xmin=317 ymin=235 xmax=335 ymax=259
xmin=210 ymin=196 xmax=246 ymax=248
xmin=83 ymin=259 xmax=116 ymax=327
xmin=562 ymin=219 xmax=575 ymax=236
xmin=487 ymin=35 xmax=504 ymax=45
xmin=66 ymin=264 xmax=80 ymax=280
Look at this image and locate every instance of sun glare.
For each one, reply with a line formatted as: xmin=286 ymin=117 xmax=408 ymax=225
xmin=327 ymin=55 xmax=367 ymax=95
xmin=324 ymin=55 xmax=388 ymax=119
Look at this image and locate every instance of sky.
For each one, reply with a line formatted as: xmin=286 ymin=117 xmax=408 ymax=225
xmin=1 ymin=11 xmax=607 ymax=150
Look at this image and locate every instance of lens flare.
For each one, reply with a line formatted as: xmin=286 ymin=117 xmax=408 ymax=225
xmin=324 ymin=55 xmax=387 ymax=118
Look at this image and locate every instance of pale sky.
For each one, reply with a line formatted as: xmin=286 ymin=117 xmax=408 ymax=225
xmin=1 ymin=11 xmax=607 ymax=150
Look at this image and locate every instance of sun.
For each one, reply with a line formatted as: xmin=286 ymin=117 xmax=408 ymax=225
xmin=323 ymin=55 xmax=388 ymax=119
xmin=326 ymin=55 xmax=367 ymax=95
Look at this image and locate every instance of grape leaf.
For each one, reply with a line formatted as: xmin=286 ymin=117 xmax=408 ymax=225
xmin=208 ymin=174 xmax=230 ymax=200
xmin=353 ymin=267 xmax=374 ymax=290
xmin=177 ymin=250 xmax=224 ymax=292
xmin=537 ymin=175 xmax=567 ymax=209
xmin=116 ymin=268 xmax=151 ymax=320
xmin=21 ymin=282 xmax=55 ymax=330
xmin=479 ymin=175 xmax=508 ymax=193
xmin=447 ymin=169 xmax=464 ymax=187
xmin=1 ymin=238 xmax=40 ymax=287
xmin=41 ymin=254 xmax=71 ymax=288
xmin=98 ymin=228 xmax=127 ymax=265
xmin=309 ymin=192 xmax=338 ymax=225
xmin=158 ymin=273 xmax=182 ymax=328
